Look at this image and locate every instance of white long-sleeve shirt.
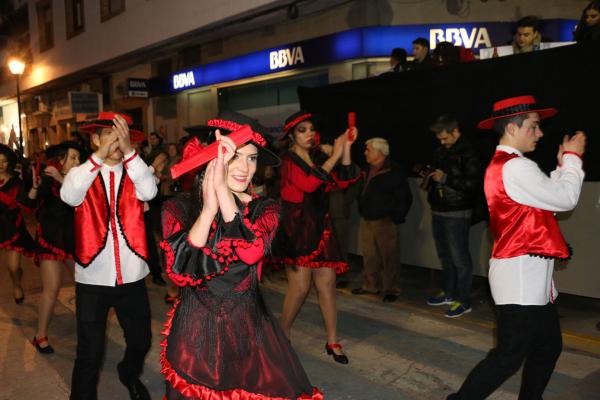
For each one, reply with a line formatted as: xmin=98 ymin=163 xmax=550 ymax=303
xmin=488 ymin=145 xmax=584 ymax=305
xmin=61 ymin=151 xmax=158 ymax=286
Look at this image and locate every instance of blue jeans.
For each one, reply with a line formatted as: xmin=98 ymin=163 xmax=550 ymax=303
xmin=431 ymin=214 xmax=473 ymax=307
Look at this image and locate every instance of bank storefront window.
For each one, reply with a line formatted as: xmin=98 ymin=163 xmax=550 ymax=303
xmin=217 ymin=72 xmax=328 ymax=112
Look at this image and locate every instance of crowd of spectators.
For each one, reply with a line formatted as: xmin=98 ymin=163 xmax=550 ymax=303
xmin=383 ymin=2 xmax=600 ymax=75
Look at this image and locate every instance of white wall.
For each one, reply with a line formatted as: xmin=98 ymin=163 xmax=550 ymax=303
xmin=348 ymin=179 xmax=600 ymax=299
xmin=5 ymin=0 xmax=588 ymax=97
xmin=16 ymin=0 xmax=279 ymax=91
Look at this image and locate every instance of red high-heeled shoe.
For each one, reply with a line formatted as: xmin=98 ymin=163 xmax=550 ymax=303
xmin=325 ymin=343 xmax=349 ymax=364
xmin=31 ymin=336 xmax=54 ymax=354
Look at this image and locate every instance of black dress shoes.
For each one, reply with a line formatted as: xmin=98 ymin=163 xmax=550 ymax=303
xmin=325 ymin=343 xmax=349 ymax=364
xmin=31 ymin=336 xmax=55 ymax=354
xmin=122 ymin=379 xmax=151 ymax=400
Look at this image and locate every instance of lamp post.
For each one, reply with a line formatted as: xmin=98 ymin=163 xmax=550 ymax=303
xmin=8 ymin=59 xmax=25 ymax=154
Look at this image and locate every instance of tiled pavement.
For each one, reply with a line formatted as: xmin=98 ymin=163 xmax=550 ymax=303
xmin=1 ymin=255 xmax=599 ymax=400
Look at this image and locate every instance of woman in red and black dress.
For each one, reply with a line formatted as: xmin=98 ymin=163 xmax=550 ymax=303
xmin=160 ymin=112 xmax=322 ymax=400
xmin=19 ymin=141 xmax=81 ymax=353
xmin=271 ymin=111 xmax=358 ymax=364
xmin=0 ymin=144 xmax=35 ymax=304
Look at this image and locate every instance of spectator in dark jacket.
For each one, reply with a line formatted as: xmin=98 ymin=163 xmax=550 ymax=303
xmin=389 ymin=48 xmax=409 ymax=73
xmin=423 ymin=114 xmax=482 ymax=318
xmin=352 ymin=137 xmax=412 ymax=303
xmin=574 ymin=0 xmax=600 ymax=43
xmin=411 ymin=37 xmax=435 ymax=70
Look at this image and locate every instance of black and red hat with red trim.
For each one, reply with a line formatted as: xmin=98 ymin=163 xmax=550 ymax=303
xmin=206 ymin=110 xmax=279 ymax=166
xmin=283 ymin=110 xmax=313 ymax=134
xmin=170 ymin=111 xmax=280 ymax=179
xmin=79 ymin=111 xmax=145 ymax=143
xmin=477 ymin=95 xmax=558 ymax=130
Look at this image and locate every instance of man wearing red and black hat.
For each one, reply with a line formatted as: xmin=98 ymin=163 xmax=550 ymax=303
xmin=448 ymin=96 xmax=586 ymax=399
xmin=61 ymin=112 xmax=157 ymax=400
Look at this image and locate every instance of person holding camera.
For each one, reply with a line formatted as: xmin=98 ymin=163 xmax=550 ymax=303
xmin=423 ymin=114 xmax=482 ymax=318
xmin=448 ymin=95 xmax=586 ymax=399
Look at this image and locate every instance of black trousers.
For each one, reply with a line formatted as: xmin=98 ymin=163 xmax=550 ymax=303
xmin=70 ymin=279 xmax=152 ymax=400
xmin=449 ymin=303 xmax=562 ymax=400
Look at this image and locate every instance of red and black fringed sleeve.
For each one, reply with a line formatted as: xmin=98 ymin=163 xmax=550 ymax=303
xmin=325 ymin=163 xmax=362 ymax=192
xmin=161 ymin=197 xmax=281 ymax=287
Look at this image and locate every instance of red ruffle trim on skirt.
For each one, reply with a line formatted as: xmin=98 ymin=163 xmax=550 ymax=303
xmin=270 ymin=225 xmax=348 ymax=274
xmin=0 ymin=242 xmax=35 ymax=258
xmin=0 ymin=215 xmax=34 ymax=258
xmin=35 ymin=223 xmax=72 ymax=264
xmin=160 ymin=301 xmax=323 ymax=400
xmin=0 ymin=214 xmax=22 ymax=248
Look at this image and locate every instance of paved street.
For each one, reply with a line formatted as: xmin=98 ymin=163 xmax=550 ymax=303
xmin=1 ymin=257 xmax=599 ymax=400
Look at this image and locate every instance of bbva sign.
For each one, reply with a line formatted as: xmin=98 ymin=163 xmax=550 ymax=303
xmin=173 ymin=71 xmax=196 ymax=90
xmin=269 ymin=46 xmax=305 ymax=70
xmin=430 ymin=27 xmax=492 ymax=49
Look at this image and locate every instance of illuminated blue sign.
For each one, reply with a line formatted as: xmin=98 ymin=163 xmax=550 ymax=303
xmin=172 ymin=71 xmax=196 ymax=90
xmin=167 ymin=19 xmax=576 ymax=93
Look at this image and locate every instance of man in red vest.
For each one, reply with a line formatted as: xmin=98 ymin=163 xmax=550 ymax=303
xmin=448 ymin=96 xmax=586 ymax=399
xmin=61 ymin=112 xmax=157 ymax=400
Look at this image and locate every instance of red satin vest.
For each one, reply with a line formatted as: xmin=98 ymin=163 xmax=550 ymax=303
xmin=485 ymin=151 xmax=569 ymax=259
xmin=74 ymin=173 xmax=148 ymax=267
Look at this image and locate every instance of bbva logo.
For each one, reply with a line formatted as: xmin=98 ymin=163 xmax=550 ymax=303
xmin=269 ymin=46 xmax=305 ymax=70
xmin=430 ymin=27 xmax=492 ymax=49
xmin=173 ymin=71 xmax=196 ymax=90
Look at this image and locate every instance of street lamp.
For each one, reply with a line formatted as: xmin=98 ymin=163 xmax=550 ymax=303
xmin=8 ymin=59 xmax=25 ymax=154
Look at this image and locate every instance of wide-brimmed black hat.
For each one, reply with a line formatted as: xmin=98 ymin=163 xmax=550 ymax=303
xmin=45 ymin=140 xmax=85 ymax=161
xmin=205 ymin=110 xmax=280 ymax=166
xmin=284 ymin=110 xmax=314 ymax=134
xmin=182 ymin=125 xmax=213 ymax=144
xmin=170 ymin=111 xmax=280 ymax=179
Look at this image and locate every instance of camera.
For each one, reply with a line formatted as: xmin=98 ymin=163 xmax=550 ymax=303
xmin=418 ymin=164 xmax=435 ymax=190
xmin=418 ymin=164 xmax=434 ymax=177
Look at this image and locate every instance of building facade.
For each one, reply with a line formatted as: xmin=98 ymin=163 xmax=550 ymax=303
xmin=0 ymin=0 xmax=588 ymax=152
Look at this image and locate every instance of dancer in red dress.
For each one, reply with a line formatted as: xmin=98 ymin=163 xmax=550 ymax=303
xmin=161 ymin=111 xmax=322 ymax=400
xmin=0 ymin=144 xmax=35 ymax=304
xmin=271 ymin=111 xmax=359 ymax=364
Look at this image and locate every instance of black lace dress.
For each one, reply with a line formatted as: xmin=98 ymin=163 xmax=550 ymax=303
xmin=0 ymin=176 xmax=35 ymax=256
xmin=270 ymin=152 xmax=360 ymax=274
xmin=160 ymin=196 xmax=322 ymax=400
xmin=18 ymin=175 xmax=74 ymax=263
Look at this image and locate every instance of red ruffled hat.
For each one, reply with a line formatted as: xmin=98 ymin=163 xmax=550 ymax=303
xmin=284 ymin=110 xmax=313 ymax=134
xmin=477 ymin=95 xmax=557 ymax=130
xmin=170 ymin=111 xmax=280 ymax=179
xmin=79 ymin=111 xmax=145 ymax=143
